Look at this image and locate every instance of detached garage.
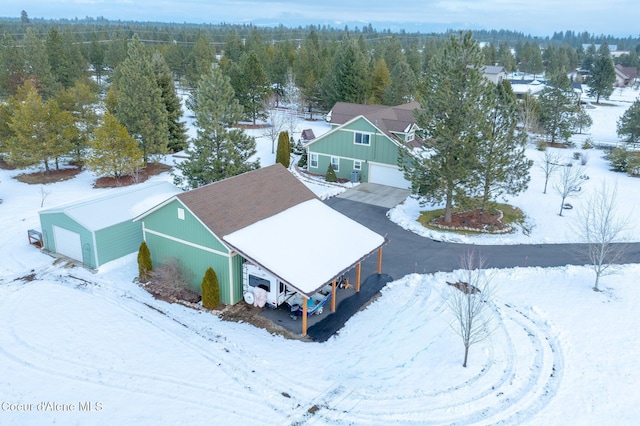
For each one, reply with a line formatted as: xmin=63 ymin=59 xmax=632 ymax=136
xmin=39 ymin=181 xmax=180 ymax=269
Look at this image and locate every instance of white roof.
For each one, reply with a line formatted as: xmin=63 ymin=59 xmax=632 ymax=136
xmin=40 ymin=181 xmax=181 ymax=232
xmin=223 ymin=199 xmax=385 ymax=295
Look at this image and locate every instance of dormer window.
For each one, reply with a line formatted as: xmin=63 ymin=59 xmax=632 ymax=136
xmin=406 ymin=132 xmax=415 ymax=142
xmin=354 ymin=132 xmax=370 ymax=145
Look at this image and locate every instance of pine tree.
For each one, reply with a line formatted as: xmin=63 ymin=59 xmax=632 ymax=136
xmin=325 ymin=35 xmax=369 ymax=106
xmin=175 ymin=63 xmax=258 ymax=188
xmin=151 ymin=51 xmax=187 ymax=153
xmin=86 ymin=111 xmax=144 ymax=180
xmin=538 ymin=72 xmax=579 ymax=144
xmin=109 ymin=35 xmax=169 ymax=164
xmin=275 ymin=131 xmax=290 ymax=168
xmin=185 ymin=33 xmax=216 ymax=87
xmin=201 ymin=267 xmax=220 ymax=309
xmin=238 ymin=51 xmax=270 ymax=124
xmin=369 ymin=58 xmax=391 ymax=105
xmin=137 ymin=241 xmax=153 ymax=283
xmin=88 ymin=33 xmax=105 ymax=84
xmin=617 ymin=98 xmax=640 ymax=144
xmin=45 ymin=27 xmax=87 ymax=90
xmin=474 ymin=80 xmax=532 ymax=213
xmin=586 ymin=44 xmax=616 ymax=104
xmin=326 ymin=163 xmax=337 ymax=182
xmin=408 ymin=31 xmax=492 ymax=223
xmin=384 ymin=61 xmax=417 ymax=105
xmin=21 ymin=27 xmax=58 ymax=98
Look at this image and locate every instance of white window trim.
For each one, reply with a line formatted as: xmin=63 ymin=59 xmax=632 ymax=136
xmin=310 ymin=153 xmax=318 ymax=168
xmin=177 ymin=208 xmax=185 ymax=220
xmin=353 ymin=131 xmax=371 ymax=146
xmin=331 ymin=156 xmax=339 ymax=172
xmin=353 ymin=160 xmax=362 ymax=170
xmin=406 ymin=132 xmax=414 ymax=142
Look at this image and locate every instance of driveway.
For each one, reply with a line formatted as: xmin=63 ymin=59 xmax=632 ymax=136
xmin=337 ymin=183 xmax=410 ymax=208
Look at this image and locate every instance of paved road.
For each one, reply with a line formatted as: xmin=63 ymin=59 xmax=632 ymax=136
xmin=325 ymin=197 xmax=640 ymax=282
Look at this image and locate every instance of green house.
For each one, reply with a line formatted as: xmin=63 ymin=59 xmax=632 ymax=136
xmin=38 ymin=181 xmax=180 ymax=269
xmin=305 ymin=102 xmax=421 ymax=189
xmin=135 ymin=164 xmax=386 ymax=306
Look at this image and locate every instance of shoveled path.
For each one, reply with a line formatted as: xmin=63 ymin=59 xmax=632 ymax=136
xmin=302 ymin=197 xmax=640 ymax=341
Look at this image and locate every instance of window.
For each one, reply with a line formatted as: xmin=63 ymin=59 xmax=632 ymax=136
xmin=331 ymin=157 xmax=339 ymax=172
xmin=354 ymin=132 xmax=370 ymax=145
xmin=310 ymin=153 xmax=318 ymax=168
xmin=406 ymin=132 xmax=414 ymax=142
xmin=177 ymin=208 xmax=185 ymax=220
xmin=354 ymin=160 xmax=362 ymax=171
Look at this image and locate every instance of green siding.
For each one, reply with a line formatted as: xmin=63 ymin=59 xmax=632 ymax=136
xmin=230 ymin=254 xmax=245 ymax=304
xmin=142 ymin=199 xmax=228 ymax=254
xmin=95 ymin=220 xmax=143 ymax=267
xmin=145 ymin=232 xmax=237 ymax=304
xmin=307 ymin=118 xmax=401 ymax=182
xmin=39 ymin=212 xmax=97 ymax=268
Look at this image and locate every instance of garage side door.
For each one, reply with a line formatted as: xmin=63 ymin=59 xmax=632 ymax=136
xmin=53 ymin=225 xmax=83 ymax=262
xmin=368 ymin=163 xmax=411 ymax=189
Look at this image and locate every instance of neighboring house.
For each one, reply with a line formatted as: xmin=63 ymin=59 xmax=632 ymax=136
xmin=39 ymin=181 xmax=180 ymax=269
xmin=615 ymin=64 xmax=638 ymax=87
xmin=134 ymin=164 xmax=385 ymax=312
xmin=483 ymin=65 xmax=507 ymax=84
xmin=301 ymin=128 xmax=316 ymax=142
xmin=306 ymin=102 xmax=421 ymax=189
xmin=508 ymin=78 xmax=546 ymax=98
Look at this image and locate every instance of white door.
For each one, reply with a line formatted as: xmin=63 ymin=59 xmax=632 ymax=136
xmin=368 ymin=163 xmax=411 ymax=189
xmin=53 ymin=226 xmax=83 ymax=262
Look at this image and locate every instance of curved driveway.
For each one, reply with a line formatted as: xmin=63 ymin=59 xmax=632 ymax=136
xmin=325 ymin=197 xmax=640 ymax=281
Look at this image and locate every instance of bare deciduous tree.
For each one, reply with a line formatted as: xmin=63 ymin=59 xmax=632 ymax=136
xmin=39 ymin=185 xmax=51 ymax=207
xmin=538 ymin=150 xmax=562 ymax=194
xmin=262 ymin=95 xmax=288 ymax=154
xmin=149 ymin=257 xmax=193 ymax=300
xmin=447 ymin=251 xmax=496 ymax=368
xmin=573 ymin=182 xmax=630 ymax=291
xmin=553 ymin=164 xmax=584 ymax=216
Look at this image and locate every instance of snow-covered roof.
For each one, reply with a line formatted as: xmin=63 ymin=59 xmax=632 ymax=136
xmin=223 ymin=198 xmax=385 ymax=296
xmin=40 ymin=181 xmax=181 ymax=232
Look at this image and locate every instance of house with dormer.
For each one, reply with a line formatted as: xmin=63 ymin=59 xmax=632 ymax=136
xmin=305 ymin=102 xmax=420 ymax=189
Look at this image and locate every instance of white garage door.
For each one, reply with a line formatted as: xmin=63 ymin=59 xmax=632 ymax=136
xmin=53 ymin=226 xmax=83 ymax=262
xmin=368 ymin=163 xmax=411 ymax=189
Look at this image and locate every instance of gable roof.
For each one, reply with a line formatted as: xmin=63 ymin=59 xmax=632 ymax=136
xmin=175 ymin=164 xmax=317 ymax=237
xmin=615 ymin=64 xmax=637 ymax=80
xmin=483 ymin=65 xmax=507 ymax=75
xmin=40 ymin=181 xmax=181 ymax=232
xmin=328 ymin=101 xmax=421 ymax=143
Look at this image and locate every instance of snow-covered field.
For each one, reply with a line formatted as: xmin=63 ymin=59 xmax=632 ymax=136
xmin=1 ymin=88 xmax=639 ymax=425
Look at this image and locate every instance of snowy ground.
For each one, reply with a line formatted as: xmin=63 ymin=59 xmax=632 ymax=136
xmin=1 ymin=88 xmax=639 ymax=425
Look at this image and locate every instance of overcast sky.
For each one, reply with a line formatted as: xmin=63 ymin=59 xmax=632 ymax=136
xmin=7 ymin=1 xmax=640 ymax=37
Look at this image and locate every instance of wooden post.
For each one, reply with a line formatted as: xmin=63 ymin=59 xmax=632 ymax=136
xmin=377 ymin=247 xmax=383 ymax=274
xmin=331 ymin=279 xmax=337 ymax=312
xmin=302 ymin=296 xmax=308 ymax=336
xmin=356 ymin=262 xmax=361 ymax=292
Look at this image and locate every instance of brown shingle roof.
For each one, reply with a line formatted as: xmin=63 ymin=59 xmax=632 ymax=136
xmin=176 ymin=164 xmax=317 ymax=237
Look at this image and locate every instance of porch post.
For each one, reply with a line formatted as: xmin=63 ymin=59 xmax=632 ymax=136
xmin=302 ymin=296 xmax=308 ymax=336
xmin=377 ymin=247 xmax=383 ymax=274
xmin=356 ymin=262 xmax=362 ymax=292
xmin=331 ymin=279 xmax=337 ymax=312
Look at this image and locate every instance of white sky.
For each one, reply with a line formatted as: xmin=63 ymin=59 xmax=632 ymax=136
xmin=6 ymin=0 xmax=640 ymax=37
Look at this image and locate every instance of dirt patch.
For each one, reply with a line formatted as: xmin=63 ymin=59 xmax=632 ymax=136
xmin=94 ymin=163 xmax=173 ymax=188
xmin=14 ymin=167 xmax=83 ymax=184
xmin=0 ymin=159 xmax=16 ymax=170
xmin=432 ymin=208 xmax=509 ymax=233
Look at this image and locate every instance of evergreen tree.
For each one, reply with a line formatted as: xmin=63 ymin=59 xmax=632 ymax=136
xmin=408 ymin=32 xmax=492 ymax=223
xmin=6 ymin=82 xmax=75 ymax=173
xmin=293 ymin=29 xmax=326 ymax=119
xmin=325 ymin=35 xmax=369 ymax=106
xmin=474 ymin=80 xmax=532 ymax=213
xmin=617 ymin=98 xmax=640 ymax=144
xmin=137 ymin=241 xmax=153 ymax=283
xmin=110 ymin=36 xmax=169 ymax=163
xmin=368 ymin=58 xmax=391 ymax=105
xmin=45 ymin=27 xmax=87 ymax=90
xmin=185 ymin=32 xmax=216 ymax=87
xmin=104 ymin=31 xmax=129 ymax=71
xmin=538 ymin=72 xmax=579 ymax=144
xmin=21 ymin=27 xmax=57 ymax=98
xmin=384 ymin=60 xmax=417 ymax=105
xmin=325 ymin=163 xmax=337 ymax=182
xmin=586 ymin=44 xmax=616 ymax=104
xmin=151 ymin=51 xmax=187 ymax=153
xmin=201 ymin=267 xmax=220 ymax=309
xmin=176 ymin=63 xmax=258 ymax=188
xmin=573 ymin=108 xmax=593 ymax=134
xmin=88 ymin=33 xmax=105 ymax=84
xmin=497 ymin=42 xmax=516 ymax=72
xmin=238 ymin=51 xmax=270 ymax=124
xmin=275 ymin=131 xmax=290 ymax=168
xmin=86 ymin=111 xmax=144 ymax=180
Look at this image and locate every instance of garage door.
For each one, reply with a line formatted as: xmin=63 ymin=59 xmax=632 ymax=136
xmin=368 ymin=163 xmax=411 ymax=189
xmin=53 ymin=226 xmax=83 ymax=262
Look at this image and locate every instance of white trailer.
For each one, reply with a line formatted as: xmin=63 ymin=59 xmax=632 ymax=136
xmin=242 ymin=263 xmax=287 ymax=308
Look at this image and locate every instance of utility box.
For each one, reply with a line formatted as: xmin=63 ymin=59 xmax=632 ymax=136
xmin=350 ymin=171 xmax=360 ymax=183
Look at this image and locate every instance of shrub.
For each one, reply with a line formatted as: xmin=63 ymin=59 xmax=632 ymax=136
xmin=582 ymin=138 xmax=594 ymax=149
xmin=606 ymin=146 xmax=630 ymax=172
xmin=137 ymin=241 xmax=152 ymax=283
xmin=149 ymin=257 xmax=194 ymax=301
xmin=275 ymin=131 xmax=290 ymax=168
xmin=297 ymin=153 xmax=307 ymax=168
xmin=325 ymin=163 xmax=337 ymax=182
xmin=536 ymin=140 xmax=547 ymax=151
xmin=580 ymin=151 xmax=589 ymax=166
xmin=201 ymin=267 xmax=220 ymax=309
